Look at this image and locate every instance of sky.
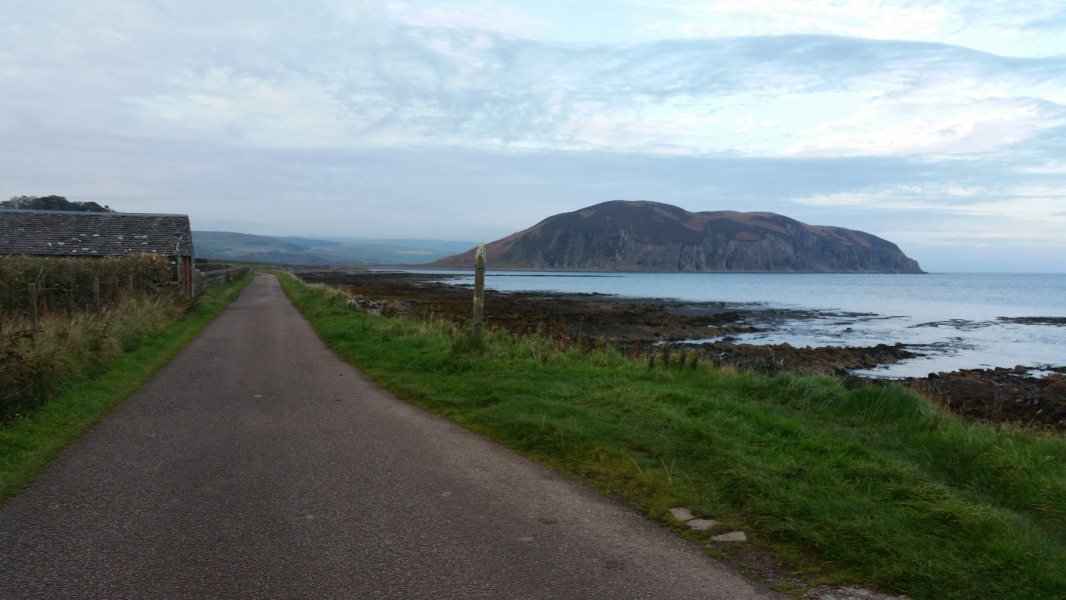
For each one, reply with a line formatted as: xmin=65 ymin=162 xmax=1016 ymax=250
xmin=1 ymin=0 xmax=1065 ymax=272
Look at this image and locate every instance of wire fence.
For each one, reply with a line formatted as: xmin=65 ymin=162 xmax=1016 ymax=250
xmin=0 ymin=256 xmax=253 ymax=419
xmin=0 ymin=254 xmax=178 ymax=320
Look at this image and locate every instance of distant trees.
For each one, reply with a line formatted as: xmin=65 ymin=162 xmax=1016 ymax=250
xmin=1 ymin=195 xmax=113 ymax=212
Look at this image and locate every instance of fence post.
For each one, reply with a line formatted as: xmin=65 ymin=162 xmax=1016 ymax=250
xmin=93 ymin=277 xmax=101 ymax=309
xmin=129 ymin=274 xmax=134 ymax=295
xmin=28 ymin=283 xmax=38 ymax=330
xmin=472 ymin=243 xmax=485 ymax=338
xmin=67 ymin=289 xmax=74 ymax=320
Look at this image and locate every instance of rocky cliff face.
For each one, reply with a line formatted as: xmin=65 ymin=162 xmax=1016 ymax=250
xmin=433 ymin=201 xmax=924 ymax=273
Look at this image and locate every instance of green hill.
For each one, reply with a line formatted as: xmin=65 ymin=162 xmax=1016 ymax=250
xmin=192 ymin=231 xmax=468 ymax=266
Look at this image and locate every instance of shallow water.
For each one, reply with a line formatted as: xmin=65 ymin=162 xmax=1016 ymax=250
xmin=401 ymin=270 xmax=1066 ymax=378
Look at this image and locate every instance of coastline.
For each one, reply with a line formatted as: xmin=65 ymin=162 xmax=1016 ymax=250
xmin=295 ymin=268 xmax=1066 ymax=430
xmin=278 ymin=270 xmax=1066 ymax=600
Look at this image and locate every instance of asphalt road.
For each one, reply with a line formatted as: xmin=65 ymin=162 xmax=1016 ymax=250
xmin=0 ymin=274 xmax=779 ymax=599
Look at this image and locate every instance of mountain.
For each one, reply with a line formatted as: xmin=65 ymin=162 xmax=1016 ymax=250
xmin=267 ymin=236 xmax=339 ymax=249
xmin=193 ymin=231 xmax=354 ymax=265
xmin=192 ymin=231 xmax=468 ymax=265
xmin=305 ymin=242 xmax=453 ymax=264
xmin=296 ymin=238 xmax=478 ymax=255
xmin=432 ymin=201 xmax=924 ymax=273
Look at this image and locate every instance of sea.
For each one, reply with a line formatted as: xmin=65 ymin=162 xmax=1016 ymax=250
xmin=400 ymin=271 xmax=1066 ymax=378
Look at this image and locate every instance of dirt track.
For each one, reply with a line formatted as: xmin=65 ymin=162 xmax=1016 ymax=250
xmin=0 ymin=274 xmax=779 ymax=599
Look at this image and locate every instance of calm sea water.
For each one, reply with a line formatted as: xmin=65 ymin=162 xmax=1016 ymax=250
xmin=402 ymin=271 xmax=1066 ymax=378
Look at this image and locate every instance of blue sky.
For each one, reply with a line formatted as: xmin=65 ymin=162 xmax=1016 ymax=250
xmin=1 ymin=0 xmax=1064 ymax=271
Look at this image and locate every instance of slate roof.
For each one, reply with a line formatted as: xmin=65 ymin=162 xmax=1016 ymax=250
xmin=0 ymin=209 xmax=194 ymax=257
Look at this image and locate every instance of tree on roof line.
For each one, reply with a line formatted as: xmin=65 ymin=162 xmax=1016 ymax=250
xmin=1 ymin=195 xmax=113 ymax=212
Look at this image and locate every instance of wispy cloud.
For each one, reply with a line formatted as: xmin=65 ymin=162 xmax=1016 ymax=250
xmin=792 ymin=179 xmax=1066 ymax=251
xmin=382 ymin=0 xmax=545 ymax=37
xmin=9 ymin=5 xmax=1061 ymax=159
xmin=1 ymin=0 xmax=1064 ymax=271
xmin=627 ymin=0 xmax=1066 ymax=57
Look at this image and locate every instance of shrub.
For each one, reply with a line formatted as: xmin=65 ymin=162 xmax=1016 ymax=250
xmin=0 ymin=294 xmax=186 ymax=421
xmin=0 ymin=254 xmax=174 ymax=316
xmin=658 ymin=343 xmax=671 ymax=368
xmin=381 ymin=301 xmax=401 ymax=318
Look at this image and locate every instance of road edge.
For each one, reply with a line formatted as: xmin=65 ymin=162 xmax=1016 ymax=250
xmin=0 ymin=273 xmax=257 ymax=505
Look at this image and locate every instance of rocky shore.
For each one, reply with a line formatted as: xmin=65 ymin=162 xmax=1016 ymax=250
xmin=911 ymin=368 xmax=1066 ymax=428
xmin=295 ymin=268 xmax=1066 ymax=429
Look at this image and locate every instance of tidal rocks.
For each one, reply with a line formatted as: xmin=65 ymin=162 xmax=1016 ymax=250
xmin=698 ymin=341 xmax=916 ymax=376
xmin=292 ymin=268 xmax=772 ymax=342
xmin=912 ymin=370 xmax=1066 ymax=428
xmin=293 ymin=268 xmax=1065 ymax=429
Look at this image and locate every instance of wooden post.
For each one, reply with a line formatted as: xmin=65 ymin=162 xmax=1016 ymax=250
xmin=93 ymin=277 xmax=101 ymax=309
xmin=129 ymin=274 xmax=134 ymax=295
xmin=472 ymin=243 xmax=486 ymax=338
xmin=28 ymin=283 xmax=37 ymax=330
xmin=67 ymin=289 xmax=74 ymax=320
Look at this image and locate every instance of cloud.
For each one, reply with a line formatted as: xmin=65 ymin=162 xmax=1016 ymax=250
xmin=1 ymin=0 xmax=1064 ymax=271
xmin=627 ymin=0 xmax=1066 ymax=57
xmin=635 ymin=0 xmax=956 ymax=41
xmin=6 ymin=2 xmax=1063 ymax=160
xmin=791 ymin=178 xmax=1066 ymax=250
xmin=784 ymin=97 xmax=1066 ymax=157
xmin=1020 ymin=162 xmax=1066 ymax=174
xmin=382 ymin=0 xmax=545 ymax=37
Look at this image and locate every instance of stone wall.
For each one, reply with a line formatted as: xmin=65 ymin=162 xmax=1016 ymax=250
xmin=193 ymin=266 xmax=252 ymax=297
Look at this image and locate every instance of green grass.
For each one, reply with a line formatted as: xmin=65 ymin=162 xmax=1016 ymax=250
xmin=0 ymin=274 xmax=254 ymax=505
xmin=280 ymin=274 xmax=1066 ymax=600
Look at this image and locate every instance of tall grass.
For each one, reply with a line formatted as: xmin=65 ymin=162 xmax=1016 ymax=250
xmin=1 ymin=254 xmax=188 ymax=421
xmin=280 ymin=274 xmax=1066 ymax=600
xmin=1 ymin=295 xmax=187 ymax=420
xmin=0 ymin=273 xmax=253 ymax=504
xmin=0 ymin=254 xmax=175 ymax=314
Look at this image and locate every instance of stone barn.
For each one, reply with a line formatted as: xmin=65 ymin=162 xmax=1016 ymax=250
xmin=0 ymin=209 xmax=196 ymax=296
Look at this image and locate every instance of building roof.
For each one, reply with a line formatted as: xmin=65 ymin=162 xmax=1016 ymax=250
xmin=0 ymin=209 xmax=194 ymax=257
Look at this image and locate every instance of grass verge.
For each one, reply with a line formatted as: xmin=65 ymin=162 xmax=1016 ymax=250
xmin=0 ymin=273 xmax=254 ymax=505
xmin=280 ymin=274 xmax=1066 ymax=600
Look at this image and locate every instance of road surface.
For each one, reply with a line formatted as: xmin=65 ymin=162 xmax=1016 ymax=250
xmin=0 ymin=274 xmax=778 ymax=599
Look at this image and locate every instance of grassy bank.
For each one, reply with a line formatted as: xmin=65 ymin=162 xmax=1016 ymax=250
xmin=2 ymin=295 xmax=185 ymax=420
xmin=0 ymin=273 xmax=254 ymax=505
xmin=280 ymin=274 xmax=1066 ymax=600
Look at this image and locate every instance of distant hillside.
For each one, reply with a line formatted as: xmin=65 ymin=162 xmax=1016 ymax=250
xmin=193 ymin=232 xmax=352 ymax=265
xmin=192 ymin=231 xmax=469 ymax=266
xmin=277 ymin=237 xmax=477 ymax=255
xmin=432 ymin=201 xmax=924 ymax=274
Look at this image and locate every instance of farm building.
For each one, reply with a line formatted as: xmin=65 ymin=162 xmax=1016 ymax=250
xmin=0 ymin=209 xmax=196 ymax=296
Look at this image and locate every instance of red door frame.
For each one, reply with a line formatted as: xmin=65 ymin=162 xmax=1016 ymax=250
xmin=181 ymin=256 xmax=192 ymax=298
